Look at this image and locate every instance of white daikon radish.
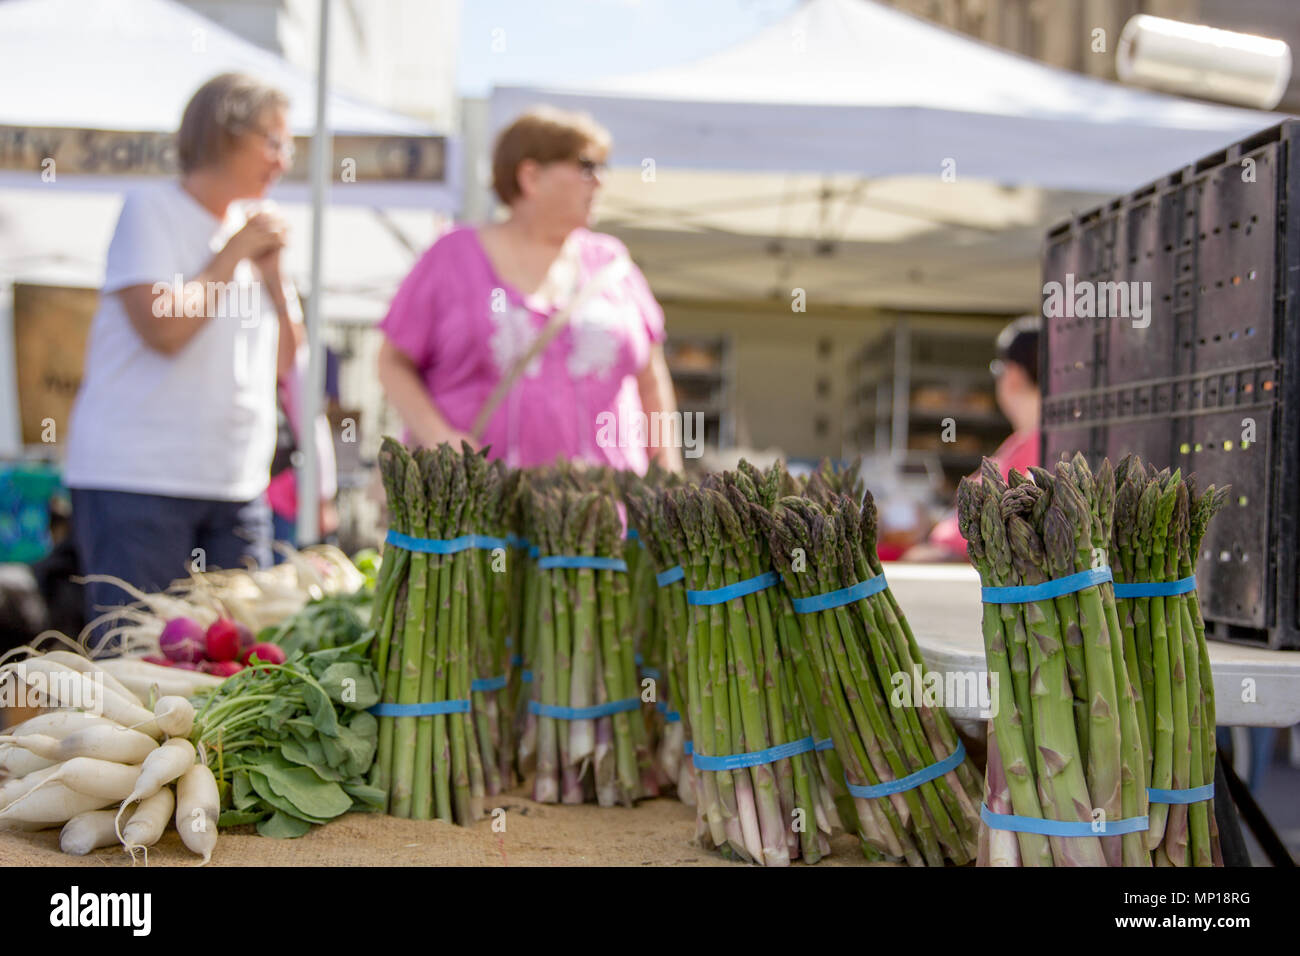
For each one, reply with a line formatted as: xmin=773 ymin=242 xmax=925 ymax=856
xmin=0 ymin=746 xmax=55 ymax=777
xmin=36 ymin=651 xmax=142 ymax=706
xmin=127 ymin=696 xmax=197 ymax=740
xmin=116 ymin=738 xmax=195 ymax=833
xmin=0 ymin=661 xmax=159 ymax=737
xmin=0 ymin=763 xmax=61 ymax=806
xmin=96 ymin=658 xmax=222 ymax=700
xmin=0 ymin=724 xmax=158 ymax=764
xmin=0 ymin=782 xmax=113 ymax=829
xmin=121 ymin=786 xmax=175 ymax=861
xmin=60 ymin=809 xmax=122 ymax=855
xmin=5 ymin=711 xmax=117 ymax=740
xmin=40 ymin=757 xmax=143 ymax=801
xmin=154 ymin=697 xmax=195 ymax=738
xmin=175 ymin=762 xmax=220 ymax=864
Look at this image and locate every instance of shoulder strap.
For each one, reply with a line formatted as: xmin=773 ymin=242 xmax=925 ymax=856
xmin=470 ymin=254 xmax=632 ymax=442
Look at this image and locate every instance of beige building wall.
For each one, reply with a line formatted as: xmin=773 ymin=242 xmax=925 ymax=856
xmin=880 ymin=0 xmax=1300 ymax=111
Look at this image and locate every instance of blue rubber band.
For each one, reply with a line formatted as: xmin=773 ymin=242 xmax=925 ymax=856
xmin=1114 ymin=575 xmax=1197 ymax=598
xmin=471 ymin=675 xmax=508 ymax=693
xmin=507 ymin=534 xmax=530 ymax=549
xmin=687 ymin=570 xmax=780 ymax=606
xmin=684 ymin=739 xmax=693 ymax=756
xmin=625 ymin=528 xmax=639 ymax=541
xmin=656 ymin=565 xmax=685 ymax=587
xmin=635 ymin=653 xmax=643 ymax=666
xmin=537 ymin=555 xmax=629 ymax=572
xmin=655 ymin=701 xmax=681 ymax=722
xmin=692 ymin=735 xmax=819 ymax=772
xmin=980 ymin=803 xmax=1150 ymax=836
xmin=792 ymin=574 xmax=889 ymax=614
xmin=844 ymin=741 xmax=967 ymax=798
xmin=982 ymin=567 xmax=1113 ymax=604
xmin=521 ymin=670 xmax=533 ymax=684
xmin=1148 ymin=783 xmax=1215 ymax=804
xmin=815 ymin=737 xmax=834 ymax=751
xmin=528 ymin=545 xmax=540 ymax=559
xmin=385 ymin=529 xmax=508 ymax=554
xmin=528 ymin=698 xmax=641 ymax=720
xmin=641 ymin=666 xmax=662 ymax=681
xmin=368 ymin=699 xmax=470 ymax=717
xmin=510 ymin=654 xmax=523 ymax=668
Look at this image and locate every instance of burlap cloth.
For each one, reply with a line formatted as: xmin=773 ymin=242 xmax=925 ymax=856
xmin=0 ymin=785 xmax=883 ymax=867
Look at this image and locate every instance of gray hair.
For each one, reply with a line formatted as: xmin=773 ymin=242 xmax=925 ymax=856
xmin=177 ymin=73 xmax=290 ymax=174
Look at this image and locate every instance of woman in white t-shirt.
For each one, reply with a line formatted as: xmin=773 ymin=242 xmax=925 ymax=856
xmin=65 ymin=73 xmax=305 ymax=631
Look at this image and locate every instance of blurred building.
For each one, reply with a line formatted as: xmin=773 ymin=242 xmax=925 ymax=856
xmin=880 ymin=0 xmax=1300 ymax=111
xmin=179 ymin=0 xmax=460 ymax=126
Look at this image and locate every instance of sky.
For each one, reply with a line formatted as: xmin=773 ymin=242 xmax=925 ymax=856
xmin=455 ymin=0 xmax=803 ymax=97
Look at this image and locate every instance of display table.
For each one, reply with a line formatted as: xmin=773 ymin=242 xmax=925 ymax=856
xmin=885 ymin=563 xmax=1300 ymax=728
xmin=0 ymin=787 xmax=884 ymax=867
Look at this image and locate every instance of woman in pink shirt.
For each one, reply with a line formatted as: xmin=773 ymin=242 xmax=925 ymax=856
xmin=377 ymin=108 xmax=681 ymax=474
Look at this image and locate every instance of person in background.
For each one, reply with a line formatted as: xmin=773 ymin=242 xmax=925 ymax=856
xmin=268 ymin=348 xmax=340 ymax=557
xmin=902 ymin=315 xmax=1041 ymax=561
xmin=377 ymin=107 xmax=682 ymax=474
xmin=64 ymin=73 xmax=304 ymax=630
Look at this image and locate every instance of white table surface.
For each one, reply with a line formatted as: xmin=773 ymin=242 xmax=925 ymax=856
xmin=882 ymin=563 xmax=1300 ymax=728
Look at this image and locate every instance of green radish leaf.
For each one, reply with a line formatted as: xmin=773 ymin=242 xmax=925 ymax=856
xmin=331 ymin=721 xmax=377 ymax=778
xmin=318 ymin=733 xmax=346 ymax=769
xmin=261 ymin=695 xmax=298 ymax=731
xmin=342 ymin=781 xmax=386 ymax=812
xmin=279 ymin=739 xmax=346 ymax=781
xmin=317 ymin=662 xmax=381 ymax=710
xmin=302 ymin=681 xmax=339 ymax=736
xmin=232 ymin=771 xmax=258 ymax=811
xmin=247 ymin=770 xmax=332 ymax=824
xmin=259 ymin=764 xmax=353 ymax=820
xmin=219 ymin=808 xmax=269 ymax=828
xmin=286 ymin=716 xmax=317 ymax=740
xmin=257 ymin=810 xmax=314 ymax=839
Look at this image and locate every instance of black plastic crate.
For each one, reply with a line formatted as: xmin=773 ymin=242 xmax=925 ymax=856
xmin=1041 ymin=121 xmax=1300 ymax=650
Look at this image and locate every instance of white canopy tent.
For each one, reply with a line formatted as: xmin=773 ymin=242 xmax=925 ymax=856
xmin=488 ymin=0 xmax=1284 ymax=310
xmin=0 ymin=0 xmax=456 ymax=207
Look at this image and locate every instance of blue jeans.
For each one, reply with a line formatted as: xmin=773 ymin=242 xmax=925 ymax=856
xmin=70 ymin=488 xmax=271 ymax=639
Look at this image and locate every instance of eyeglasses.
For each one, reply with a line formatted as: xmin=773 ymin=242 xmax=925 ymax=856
xmin=574 ymin=156 xmax=607 ymax=181
xmin=256 ymin=130 xmax=296 ymax=162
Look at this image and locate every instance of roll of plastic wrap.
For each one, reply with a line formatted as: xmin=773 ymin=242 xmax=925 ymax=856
xmin=1117 ymin=15 xmax=1291 ymax=110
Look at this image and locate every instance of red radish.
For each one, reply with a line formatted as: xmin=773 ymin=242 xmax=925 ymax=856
xmin=142 ymin=655 xmax=173 ymax=668
xmin=204 ymin=619 xmax=240 ymax=662
xmin=235 ymin=623 xmax=255 ymax=654
xmin=201 ymin=660 xmax=244 ymax=678
xmin=159 ymin=617 xmax=205 ymax=663
xmin=243 ymin=643 xmax=286 ymax=667
xmin=172 ymin=661 xmax=199 ymax=671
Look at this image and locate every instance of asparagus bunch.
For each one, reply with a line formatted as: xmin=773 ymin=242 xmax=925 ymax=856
xmin=625 ymin=487 xmax=695 ymax=802
xmin=958 ymin=457 xmax=1149 ymax=865
xmin=661 ymin=480 xmax=834 ymax=865
xmin=464 ymin=453 xmax=517 ymax=795
xmin=527 ymin=484 xmax=652 ymax=806
xmin=760 ymin=489 xmax=983 ymax=866
xmin=1112 ymin=455 xmax=1226 ymax=866
xmin=370 ymin=440 xmax=489 ymax=825
xmin=616 ymin=472 xmax=677 ymax=792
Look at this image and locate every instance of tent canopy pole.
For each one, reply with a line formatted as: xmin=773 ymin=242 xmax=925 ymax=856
xmin=297 ymin=0 xmax=330 ymax=547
